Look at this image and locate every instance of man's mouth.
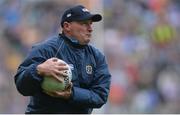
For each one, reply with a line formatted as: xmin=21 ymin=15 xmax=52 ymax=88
xmin=86 ymin=33 xmax=91 ymax=37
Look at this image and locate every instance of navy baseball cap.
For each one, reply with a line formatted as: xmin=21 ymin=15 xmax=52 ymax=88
xmin=61 ymin=5 xmax=102 ymax=27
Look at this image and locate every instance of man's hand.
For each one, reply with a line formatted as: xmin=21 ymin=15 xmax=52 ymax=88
xmin=37 ymin=57 xmax=68 ymax=82
xmin=44 ymin=82 xmax=73 ymax=100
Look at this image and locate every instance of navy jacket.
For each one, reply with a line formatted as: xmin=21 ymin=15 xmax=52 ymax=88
xmin=14 ymin=34 xmax=111 ymax=114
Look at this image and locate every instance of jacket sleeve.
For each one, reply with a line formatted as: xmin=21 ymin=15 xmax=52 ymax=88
xmin=70 ymin=54 xmax=111 ymax=108
xmin=14 ymin=45 xmax=48 ymax=96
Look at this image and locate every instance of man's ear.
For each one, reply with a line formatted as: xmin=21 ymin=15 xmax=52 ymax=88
xmin=63 ymin=22 xmax=71 ymax=31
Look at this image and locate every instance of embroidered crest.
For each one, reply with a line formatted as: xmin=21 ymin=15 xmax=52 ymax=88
xmin=86 ymin=65 xmax=92 ymax=74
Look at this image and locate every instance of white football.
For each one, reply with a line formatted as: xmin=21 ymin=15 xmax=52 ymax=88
xmin=41 ymin=59 xmax=72 ymax=92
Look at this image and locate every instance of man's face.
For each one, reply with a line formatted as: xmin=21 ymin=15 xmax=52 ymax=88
xmin=66 ymin=20 xmax=93 ymax=45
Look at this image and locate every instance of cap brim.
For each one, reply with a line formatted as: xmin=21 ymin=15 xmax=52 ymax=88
xmin=90 ymin=14 xmax=102 ymax=22
xmin=76 ymin=14 xmax=102 ymax=22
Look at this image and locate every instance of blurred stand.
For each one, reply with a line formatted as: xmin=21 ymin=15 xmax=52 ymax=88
xmin=0 ymin=0 xmax=180 ymax=113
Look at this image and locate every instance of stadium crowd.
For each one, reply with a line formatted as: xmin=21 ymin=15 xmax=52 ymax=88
xmin=0 ymin=0 xmax=180 ymax=113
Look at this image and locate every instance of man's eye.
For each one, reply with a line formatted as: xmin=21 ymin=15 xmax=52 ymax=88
xmin=80 ymin=22 xmax=88 ymax=25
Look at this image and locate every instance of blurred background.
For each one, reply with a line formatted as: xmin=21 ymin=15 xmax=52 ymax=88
xmin=0 ymin=0 xmax=180 ymax=113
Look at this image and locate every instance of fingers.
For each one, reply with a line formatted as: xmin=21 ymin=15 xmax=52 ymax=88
xmin=54 ymin=59 xmax=69 ymax=71
xmin=51 ymin=73 xmax=64 ymax=83
xmin=54 ymin=90 xmax=71 ymax=99
xmin=44 ymin=90 xmax=54 ymax=96
xmin=44 ymin=90 xmax=71 ymax=99
xmin=56 ymin=65 xmax=69 ymax=71
xmin=43 ymin=90 xmax=59 ymax=97
xmin=43 ymin=82 xmax=73 ymax=99
xmin=62 ymin=71 xmax=68 ymax=77
xmin=41 ymin=58 xmax=69 ymax=81
xmin=54 ymin=69 xmax=68 ymax=77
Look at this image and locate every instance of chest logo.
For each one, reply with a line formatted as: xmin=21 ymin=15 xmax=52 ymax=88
xmin=86 ymin=65 xmax=92 ymax=74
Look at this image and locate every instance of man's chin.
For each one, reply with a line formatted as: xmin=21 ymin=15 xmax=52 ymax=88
xmin=85 ymin=38 xmax=91 ymax=43
xmin=81 ymin=39 xmax=90 ymax=45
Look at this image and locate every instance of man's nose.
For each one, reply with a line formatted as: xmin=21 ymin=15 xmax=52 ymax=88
xmin=87 ymin=24 xmax=92 ymax=32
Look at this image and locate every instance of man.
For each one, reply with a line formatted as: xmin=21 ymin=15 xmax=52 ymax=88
xmin=14 ymin=5 xmax=111 ymax=114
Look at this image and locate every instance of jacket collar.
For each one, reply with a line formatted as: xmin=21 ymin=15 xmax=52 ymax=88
xmin=59 ymin=33 xmax=87 ymax=49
